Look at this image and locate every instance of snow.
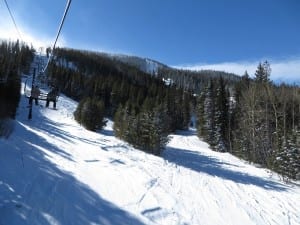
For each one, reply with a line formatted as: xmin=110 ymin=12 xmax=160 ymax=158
xmin=162 ymin=78 xmax=174 ymax=86
xmin=108 ymin=54 xmax=163 ymax=76
xmin=0 ymin=81 xmax=300 ymax=225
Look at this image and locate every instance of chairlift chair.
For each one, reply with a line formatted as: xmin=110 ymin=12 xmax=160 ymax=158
xmin=24 ymin=74 xmax=59 ymax=102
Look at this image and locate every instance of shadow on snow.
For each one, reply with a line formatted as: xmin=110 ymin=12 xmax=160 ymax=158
xmin=163 ymin=147 xmax=288 ymax=192
xmin=0 ymin=105 xmax=145 ymax=225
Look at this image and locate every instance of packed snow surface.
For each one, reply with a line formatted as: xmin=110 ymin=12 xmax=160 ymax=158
xmin=0 ymin=82 xmax=300 ymax=225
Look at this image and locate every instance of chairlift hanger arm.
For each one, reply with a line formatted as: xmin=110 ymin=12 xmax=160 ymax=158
xmin=43 ymin=0 xmax=72 ymax=74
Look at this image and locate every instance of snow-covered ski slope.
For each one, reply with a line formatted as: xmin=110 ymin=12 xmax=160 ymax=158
xmin=0 ymin=82 xmax=300 ymax=225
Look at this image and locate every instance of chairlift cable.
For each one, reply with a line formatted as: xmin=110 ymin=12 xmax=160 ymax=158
xmin=26 ymin=0 xmax=71 ymax=102
xmin=1 ymin=0 xmax=23 ymax=84
xmin=3 ymin=0 xmax=23 ymax=41
xmin=43 ymin=0 xmax=72 ymax=73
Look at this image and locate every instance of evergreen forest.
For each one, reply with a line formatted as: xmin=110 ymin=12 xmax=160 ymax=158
xmin=0 ymin=41 xmax=34 ymax=136
xmin=0 ymin=42 xmax=299 ymax=180
xmin=196 ymin=62 xmax=300 ymax=180
xmin=47 ymin=48 xmax=192 ymax=155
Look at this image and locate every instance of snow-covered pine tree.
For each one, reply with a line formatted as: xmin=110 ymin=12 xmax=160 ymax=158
xmin=275 ymin=131 xmax=299 ymax=181
xmin=288 ymin=131 xmax=300 ymax=180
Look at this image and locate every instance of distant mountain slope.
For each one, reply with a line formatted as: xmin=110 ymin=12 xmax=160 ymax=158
xmin=104 ymin=53 xmax=241 ymax=93
xmin=157 ymin=67 xmax=241 ymax=93
xmin=52 ymin=48 xmax=241 ymax=94
xmin=107 ymin=54 xmax=168 ymax=75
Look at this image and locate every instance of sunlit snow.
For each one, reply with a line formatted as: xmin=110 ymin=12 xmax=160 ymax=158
xmin=0 ymin=81 xmax=299 ymax=225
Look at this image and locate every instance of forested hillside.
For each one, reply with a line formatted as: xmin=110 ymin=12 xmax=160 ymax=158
xmin=47 ymin=48 xmax=192 ymax=155
xmin=1 ymin=78 xmax=299 ymax=225
xmin=196 ymin=61 xmax=300 ymax=180
xmin=107 ymin=54 xmax=167 ymax=75
xmin=157 ymin=67 xmax=241 ymax=94
xmin=45 ymin=49 xmax=300 ymax=180
xmin=0 ymin=41 xmax=34 ymax=136
xmin=1 ymin=43 xmax=298 ymax=180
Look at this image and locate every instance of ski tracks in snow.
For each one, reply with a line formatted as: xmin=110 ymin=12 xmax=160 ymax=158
xmin=2 ymin=87 xmax=300 ymax=225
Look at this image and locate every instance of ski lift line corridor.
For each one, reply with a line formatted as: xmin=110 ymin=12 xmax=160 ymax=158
xmin=25 ymin=66 xmax=59 ymax=120
xmin=24 ymin=63 xmax=59 ymax=102
xmin=23 ymin=0 xmax=72 ymax=108
xmin=23 ymin=55 xmax=59 ymax=102
xmin=23 ymin=79 xmax=59 ymax=102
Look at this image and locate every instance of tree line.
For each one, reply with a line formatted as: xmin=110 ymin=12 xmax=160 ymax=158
xmin=0 ymin=40 xmax=34 ymax=137
xmin=1 ymin=43 xmax=298 ymax=180
xmin=49 ymin=49 xmax=299 ymax=180
xmin=196 ymin=61 xmax=300 ymax=180
xmin=48 ymin=48 xmax=192 ymax=155
xmin=157 ymin=67 xmax=240 ymax=93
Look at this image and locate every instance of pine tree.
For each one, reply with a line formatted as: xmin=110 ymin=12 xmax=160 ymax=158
xmin=0 ymin=41 xmax=34 ymax=137
xmin=74 ymin=98 xmax=106 ymax=131
xmin=276 ymin=130 xmax=300 ymax=180
xmin=113 ymin=104 xmax=125 ymax=138
xmin=213 ymin=77 xmax=229 ymax=152
xmin=182 ymin=92 xmax=191 ymax=130
xmin=137 ymin=105 xmax=169 ymax=155
xmin=0 ymin=41 xmax=33 ymax=120
xmin=288 ymin=131 xmax=300 ymax=179
xmin=196 ymin=90 xmax=206 ymax=137
xmin=255 ymin=61 xmax=271 ymax=83
xmin=74 ymin=98 xmax=85 ymax=123
xmin=203 ymin=81 xmax=216 ymax=146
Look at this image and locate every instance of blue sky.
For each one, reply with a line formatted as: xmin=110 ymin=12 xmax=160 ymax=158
xmin=1 ymin=0 xmax=300 ymax=81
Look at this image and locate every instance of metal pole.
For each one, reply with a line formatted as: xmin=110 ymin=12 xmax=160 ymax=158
xmin=28 ymin=68 xmax=36 ymax=120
